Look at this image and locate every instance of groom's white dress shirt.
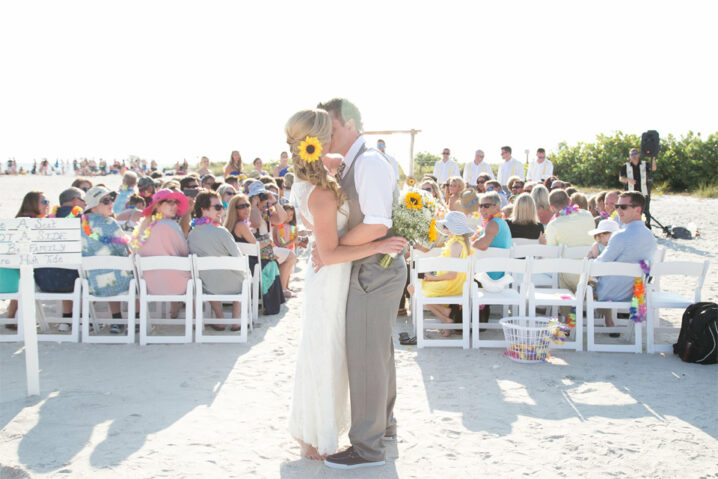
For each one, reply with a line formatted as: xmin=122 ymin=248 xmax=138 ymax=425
xmin=344 ymin=136 xmax=394 ymax=228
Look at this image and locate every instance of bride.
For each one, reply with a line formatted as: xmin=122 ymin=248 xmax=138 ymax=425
xmin=285 ymin=109 xmax=405 ymax=460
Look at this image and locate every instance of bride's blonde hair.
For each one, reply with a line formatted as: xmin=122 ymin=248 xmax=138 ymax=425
xmin=285 ymin=109 xmax=345 ymax=209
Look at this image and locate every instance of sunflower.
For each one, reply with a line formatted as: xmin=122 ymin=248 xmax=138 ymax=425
xmin=298 ymin=136 xmax=322 ymax=163
xmin=406 ymin=177 xmax=416 ymax=186
xmin=404 ymin=192 xmax=423 ymax=210
xmin=428 ymin=219 xmax=438 ymax=243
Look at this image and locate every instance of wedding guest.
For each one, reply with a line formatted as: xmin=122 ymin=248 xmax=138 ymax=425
xmin=447 ymin=176 xmax=465 ymax=211
xmin=201 ymin=174 xmax=217 ymax=190
xmin=463 ymin=149 xmax=495 ymax=186
xmin=224 ymin=151 xmax=242 ymax=178
xmin=507 ymin=176 xmax=525 ymax=201
xmin=253 ymin=157 xmax=269 ymax=176
xmin=506 ymin=193 xmax=545 ymax=241
xmin=543 ymin=175 xmax=559 ymax=190
xmin=484 ymin=180 xmax=509 ymax=207
xmin=588 ymin=195 xmax=599 ymax=217
xmin=188 ymin=191 xmax=243 ymax=331
xmin=71 ymin=177 xmax=93 ymax=193
xmin=475 ymin=172 xmax=492 ymax=193
xmin=197 ymin=156 xmax=212 ymax=177
xmin=570 ymin=192 xmax=588 ymax=211
xmin=283 ymin=172 xmax=295 ymax=203
xmin=586 ymin=219 xmax=619 ymax=259
xmin=502 ymin=204 xmax=513 ymax=219
xmin=116 ymin=195 xmax=145 ymax=232
xmin=523 ymin=181 xmax=537 ymax=194
xmin=595 ymin=191 xmax=657 ymax=331
xmin=420 ymin=179 xmax=448 ymax=219
xmin=113 ymin=171 xmax=138 ymax=214
xmin=273 ymin=151 xmax=291 ymax=177
xmin=217 ymin=183 xmax=237 ymax=208
xmin=225 ymin=193 xmax=285 ymax=315
xmin=596 ymin=190 xmax=608 ymax=215
xmin=565 ymin=187 xmax=578 ymax=197
xmin=51 ymin=187 xmax=85 ymax=218
xmin=407 ymin=211 xmax=473 ymax=336
xmin=432 ymin=147 xmax=460 ymax=184
xmin=497 ymin=146 xmax=525 ymax=188
xmin=455 ymin=188 xmax=482 ymax=231
xmin=604 ymin=190 xmax=620 ymax=218
xmin=131 ymin=189 xmax=191 ymax=318
xmin=81 ymin=186 xmax=132 ymax=334
xmin=527 ymin=148 xmax=554 ymax=182
xmin=137 ymin=176 xmax=156 ymax=204
xmin=531 ymin=184 xmax=553 ymax=226
xmin=273 ymin=205 xmax=303 ymax=251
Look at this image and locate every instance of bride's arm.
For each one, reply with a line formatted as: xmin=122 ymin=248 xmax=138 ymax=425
xmin=310 ymin=187 xmax=405 ymax=266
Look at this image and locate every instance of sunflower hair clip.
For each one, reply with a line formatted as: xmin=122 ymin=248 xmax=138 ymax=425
xmin=298 ymin=136 xmax=322 ymax=164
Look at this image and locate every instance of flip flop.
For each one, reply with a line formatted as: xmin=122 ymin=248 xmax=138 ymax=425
xmin=210 ymin=325 xmax=226 ymax=331
xmin=230 ymin=324 xmax=241 ymax=332
xmin=398 ymin=332 xmax=410 ymax=341
xmin=399 ymin=335 xmax=417 ymax=346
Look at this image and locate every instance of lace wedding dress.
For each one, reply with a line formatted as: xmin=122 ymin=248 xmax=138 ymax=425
xmin=288 ymin=180 xmax=351 ymax=455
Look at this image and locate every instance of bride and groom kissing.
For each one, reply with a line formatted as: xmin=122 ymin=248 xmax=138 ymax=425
xmin=285 ymin=99 xmax=407 ymax=470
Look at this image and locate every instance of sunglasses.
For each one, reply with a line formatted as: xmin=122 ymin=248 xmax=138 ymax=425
xmin=41 ymin=199 xmax=49 ymax=205
xmin=477 ymin=180 xmax=486 ymax=184
xmin=422 ymin=187 xmax=433 ymax=192
xmin=236 ymin=203 xmax=250 ymax=210
xmin=615 ymin=204 xmax=638 ymax=210
xmin=100 ymin=197 xmax=114 ymax=205
xmin=209 ymin=204 xmax=224 ymax=211
xmin=630 ymin=153 xmax=639 ymax=157
xmin=186 ymin=184 xmax=199 ymax=189
xmin=224 ymin=192 xmax=236 ymax=197
xmin=511 ymin=184 xmax=524 ymax=189
xmin=442 ymin=152 xmax=450 ymax=155
xmin=479 ymin=203 xmax=495 ymax=209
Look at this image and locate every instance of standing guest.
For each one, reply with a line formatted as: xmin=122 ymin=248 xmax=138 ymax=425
xmin=225 ymin=193 xmax=285 ymax=315
xmin=475 ymin=172 xmax=492 ymax=193
xmin=72 ymin=177 xmax=93 ymax=193
xmin=595 ymin=191 xmax=657 ymax=331
xmin=224 ymin=151 xmax=243 ymax=178
xmin=506 ymin=193 xmax=545 ymax=241
xmin=570 ymin=192 xmax=588 ymax=211
xmin=197 ymin=156 xmax=212 ymax=177
xmin=620 ymin=147 xmax=657 ymax=228
xmin=131 ymin=189 xmax=191 ymax=319
xmin=273 ymin=151 xmax=292 ymax=177
xmin=113 ymin=171 xmax=138 ymax=214
xmin=527 ymin=148 xmax=554 ymax=182
xmin=137 ymin=176 xmax=156 ymax=205
xmin=531 ymin=184 xmax=553 ymax=226
xmin=253 ymin=157 xmax=269 ymax=176
xmin=81 ymin=186 xmax=132 ymax=334
xmin=376 ymin=139 xmax=401 ymax=183
xmin=446 ymin=176 xmax=466 ymax=211
xmin=463 ymin=149 xmax=495 ymax=186
xmin=432 ymin=147 xmax=461 ymax=184
xmin=188 ymin=191 xmax=243 ymax=331
xmin=497 ymin=146 xmax=525 ymax=188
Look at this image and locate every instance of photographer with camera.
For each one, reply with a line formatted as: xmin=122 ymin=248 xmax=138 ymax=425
xmin=619 ymin=147 xmax=656 ymax=229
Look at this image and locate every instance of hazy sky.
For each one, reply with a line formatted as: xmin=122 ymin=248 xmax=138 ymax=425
xmin=1 ymin=0 xmax=716 ymax=172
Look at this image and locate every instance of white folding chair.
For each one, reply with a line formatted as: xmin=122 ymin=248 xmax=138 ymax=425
xmin=646 ymin=260 xmax=710 ymax=353
xmin=81 ymin=255 xmax=137 ymax=344
xmin=408 ymin=246 xmax=443 ymax=331
xmin=0 ymin=286 xmax=23 ymax=342
xmin=193 ymin=255 xmax=252 ymax=343
xmin=527 ymin=258 xmax=588 ymax=352
xmin=561 ymin=244 xmax=592 ymax=259
xmin=510 ymin=237 xmax=540 ymax=246
xmin=585 ymin=261 xmax=644 ymax=353
xmin=471 ymin=257 xmax=529 ymax=349
xmin=412 ymin=256 xmax=471 ymax=349
xmin=35 ymin=264 xmax=83 ymax=343
xmin=236 ymin=242 xmax=261 ymax=322
xmin=511 ymin=244 xmax=562 ymax=290
xmin=136 ymin=255 xmax=194 ymax=345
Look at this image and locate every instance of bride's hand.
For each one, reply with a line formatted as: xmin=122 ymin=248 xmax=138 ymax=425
xmin=311 ymin=242 xmax=324 ymax=272
xmin=375 ymin=236 xmax=408 ymax=255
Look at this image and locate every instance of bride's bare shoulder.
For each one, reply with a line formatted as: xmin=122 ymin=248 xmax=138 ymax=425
xmin=308 ymin=185 xmax=337 ymax=210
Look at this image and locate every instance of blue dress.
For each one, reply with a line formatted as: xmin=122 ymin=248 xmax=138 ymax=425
xmin=81 ymin=213 xmax=133 ymax=297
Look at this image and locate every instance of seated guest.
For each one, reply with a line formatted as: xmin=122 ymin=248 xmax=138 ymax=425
xmin=531 ymin=184 xmax=553 ymax=226
xmin=543 ymin=175 xmax=559 ymax=190
xmin=224 ymin=176 xmax=240 ymax=191
xmin=224 ymin=151 xmax=242 ymax=178
xmin=116 ymin=195 xmax=146 ymax=232
xmin=506 ymin=193 xmax=545 ymax=242
xmin=217 ymin=183 xmax=237 ymax=208
xmin=225 ymin=193 xmax=285 ymax=315
xmin=565 ymin=187 xmax=578 ymax=197
xmin=595 ymin=191 xmax=657 ymax=331
xmin=523 ymin=181 xmax=536 ymax=194
xmin=188 ymin=191 xmax=243 ymax=331
xmin=420 ymin=178 xmax=448 ymax=218
xmin=455 ymin=188 xmax=481 ymax=231
xmin=137 ymin=176 xmax=157 ymax=204
xmin=507 ymin=176 xmax=525 ymax=201
xmin=201 ymin=174 xmax=217 ymax=190
xmin=407 ymin=211 xmax=473 ymax=336
xmin=484 ymin=180 xmax=509 ymax=207
xmin=588 ymin=195 xmax=599 ymax=217
xmin=50 ymin=187 xmax=85 ymax=218
xmin=71 ymin=177 xmax=93 ymax=193
xmin=595 ymin=190 xmax=608 ymax=216
xmin=570 ymin=192 xmax=588 ymax=211
xmin=81 ymin=186 xmax=132 ymax=334
xmin=471 ymin=192 xmax=512 ymax=269
xmin=447 ymin=176 xmax=465 ymax=211
xmin=587 ymin=219 xmax=619 ymax=260
xmin=501 ymin=204 xmax=513 ymax=218
xmin=131 ymin=189 xmax=191 ymax=318
xmin=113 ymin=171 xmax=138 ymax=214
xmin=475 ymin=172 xmax=492 ymax=193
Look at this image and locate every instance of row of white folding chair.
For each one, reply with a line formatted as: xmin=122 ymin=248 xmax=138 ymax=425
xmin=235 ymin=242 xmax=262 ymax=322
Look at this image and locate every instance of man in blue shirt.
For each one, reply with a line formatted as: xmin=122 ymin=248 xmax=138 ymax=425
xmin=595 ymin=191 xmax=656 ymax=329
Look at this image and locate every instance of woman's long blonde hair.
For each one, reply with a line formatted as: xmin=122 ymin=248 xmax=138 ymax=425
xmin=285 ymin=109 xmax=345 ymax=209
xmin=223 ymin=193 xmax=249 ymax=232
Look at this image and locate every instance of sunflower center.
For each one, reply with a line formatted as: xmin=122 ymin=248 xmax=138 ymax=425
xmin=306 ymin=145 xmax=315 ymax=154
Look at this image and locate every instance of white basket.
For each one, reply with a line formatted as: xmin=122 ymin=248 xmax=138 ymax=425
xmin=500 ymin=316 xmax=555 ymax=364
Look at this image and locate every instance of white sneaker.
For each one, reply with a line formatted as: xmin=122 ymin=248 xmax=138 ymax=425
xmin=58 ymin=323 xmax=70 ymax=332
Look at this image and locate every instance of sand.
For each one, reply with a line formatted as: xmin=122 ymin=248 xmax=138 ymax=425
xmin=1 ymin=174 xmax=717 ymax=478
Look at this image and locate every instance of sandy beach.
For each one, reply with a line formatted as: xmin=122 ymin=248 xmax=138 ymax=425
xmin=1 ymin=174 xmax=716 ymax=478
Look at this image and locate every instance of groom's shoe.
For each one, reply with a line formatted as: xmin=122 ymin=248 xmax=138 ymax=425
xmin=324 ymin=447 xmax=386 ymax=470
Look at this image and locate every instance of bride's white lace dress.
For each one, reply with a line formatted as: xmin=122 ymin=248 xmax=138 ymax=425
xmin=288 ymin=179 xmax=351 ymax=455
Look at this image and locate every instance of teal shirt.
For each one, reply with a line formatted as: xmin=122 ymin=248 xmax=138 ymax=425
xmin=487 ymin=217 xmax=512 ymax=280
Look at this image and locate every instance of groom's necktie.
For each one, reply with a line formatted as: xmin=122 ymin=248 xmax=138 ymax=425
xmin=335 ymin=162 xmax=345 ymax=181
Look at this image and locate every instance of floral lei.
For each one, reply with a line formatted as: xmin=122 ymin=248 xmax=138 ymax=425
xmin=277 ymin=224 xmax=296 ymax=245
xmin=629 ymin=260 xmax=651 ymax=323
xmin=130 ymin=213 xmax=163 ymax=250
xmin=190 ymin=217 xmax=221 ymax=229
xmin=470 ymin=213 xmax=502 ymax=242
xmin=82 ymin=215 xmax=129 ymax=245
xmin=50 ymin=205 xmax=83 ymax=218
xmin=553 ymin=203 xmax=579 ymax=219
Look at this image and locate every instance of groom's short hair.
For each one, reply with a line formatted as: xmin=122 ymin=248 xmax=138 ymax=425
xmin=317 ymin=98 xmax=364 ymax=132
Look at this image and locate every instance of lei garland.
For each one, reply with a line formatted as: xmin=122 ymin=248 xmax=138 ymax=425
xmin=629 ymin=260 xmax=651 ymax=323
xmin=190 ymin=217 xmax=221 ymax=229
xmin=553 ymin=203 xmax=579 ymax=219
xmin=130 ymin=213 xmax=163 ymax=250
xmin=470 ymin=213 xmax=502 ymax=242
xmin=81 ymin=215 xmax=129 ymax=245
xmin=277 ymin=224 xmax=296 ymax=246
xmin=50 ymin=205 xmax=83 ymax=218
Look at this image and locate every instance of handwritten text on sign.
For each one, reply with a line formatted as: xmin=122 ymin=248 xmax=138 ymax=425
xmin=0 ymin=218 xmax=82 ymax=267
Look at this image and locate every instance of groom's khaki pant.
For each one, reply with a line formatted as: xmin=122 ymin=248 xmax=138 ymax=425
xmin=346 ymin=254 xmax=406 ymax=462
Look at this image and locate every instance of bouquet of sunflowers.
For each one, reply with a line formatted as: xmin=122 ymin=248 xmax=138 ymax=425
xmin=380 ymin=188 xmax=440 ymax=268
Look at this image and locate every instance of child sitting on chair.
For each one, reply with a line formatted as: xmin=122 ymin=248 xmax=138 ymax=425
xmin=587 ymin=219 xmax=619 ymax=259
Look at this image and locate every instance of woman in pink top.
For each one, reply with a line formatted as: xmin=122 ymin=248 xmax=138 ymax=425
xmin=131 ymin=189 xmax=191 ymax=317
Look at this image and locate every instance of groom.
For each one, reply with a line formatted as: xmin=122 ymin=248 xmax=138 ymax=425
xmin=318 ymin=98 xmax=406 ymax=469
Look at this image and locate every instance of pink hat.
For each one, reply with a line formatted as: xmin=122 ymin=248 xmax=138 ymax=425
xmin=142 ymin=189 xmax=189 ymax=217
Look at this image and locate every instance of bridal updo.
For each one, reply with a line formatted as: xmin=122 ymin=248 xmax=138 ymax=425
xmin=285 ymin=109 xmax=345 ymax=208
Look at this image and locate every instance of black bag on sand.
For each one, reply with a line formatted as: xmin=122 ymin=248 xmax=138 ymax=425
xmin=673 ymin=302 xmax=718 ymax=364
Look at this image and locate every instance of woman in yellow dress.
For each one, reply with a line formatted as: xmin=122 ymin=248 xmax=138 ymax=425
xmin=408 ymin=211 xmax=474 ymax=336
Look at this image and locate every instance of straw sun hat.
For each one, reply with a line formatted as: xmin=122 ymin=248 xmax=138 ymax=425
xmin=456 ymin=188 xmax=479 ymax=214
